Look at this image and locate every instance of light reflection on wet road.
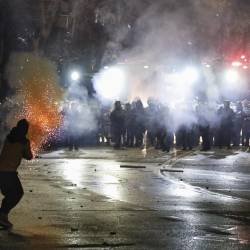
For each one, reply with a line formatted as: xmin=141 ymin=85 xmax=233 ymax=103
xmin=55 ymin=148 xmax=250 ymax=248
xmin=1 ymin=148 xmax=250 ymax=249
xmin=60 ymin=154 xmax=241 ymax=209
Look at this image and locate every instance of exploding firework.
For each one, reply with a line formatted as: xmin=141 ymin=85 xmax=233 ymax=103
xmin=7 ymin=52 xmax=63 ymax=155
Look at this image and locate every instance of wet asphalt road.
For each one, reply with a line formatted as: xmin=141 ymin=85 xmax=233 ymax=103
xmin=0 ymin=147 xmax=250 ymax=249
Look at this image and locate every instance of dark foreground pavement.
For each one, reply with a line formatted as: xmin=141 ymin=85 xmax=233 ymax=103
xmin=0 ymin=147 xmax=250 ymax=249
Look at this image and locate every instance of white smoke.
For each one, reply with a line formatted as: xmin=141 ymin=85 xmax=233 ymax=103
xmin=62 ymin=81 xmax=101 ymax=137
xmin=93 ymin=0 xmax=250 ymax=130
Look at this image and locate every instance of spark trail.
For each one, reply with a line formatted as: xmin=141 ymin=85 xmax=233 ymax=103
xmin=7 ymin=53 xmax=63 ymax=155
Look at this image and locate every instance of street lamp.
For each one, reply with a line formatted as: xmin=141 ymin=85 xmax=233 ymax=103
xmin=182 ymin=67 xmax=199 ymax=84
xmin=93 ymin=67 xmax=126 ymax=100
xmin=225 ymin=69 xmax=239 ymax=83
xmin=70 ymin=70 xmax=81 ymax=81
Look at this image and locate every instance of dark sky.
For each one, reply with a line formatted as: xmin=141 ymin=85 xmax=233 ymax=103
xmin=1 ymin=0 xmax=250 ymax=68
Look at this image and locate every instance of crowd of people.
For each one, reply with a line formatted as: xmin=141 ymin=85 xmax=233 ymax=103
xmin=0 ymin=97 xmax=250 ymax=152
xmin=1 ymin=99 xmax=250 ymax=228
xmin=100 ymin=98 xmax=250 ymax=152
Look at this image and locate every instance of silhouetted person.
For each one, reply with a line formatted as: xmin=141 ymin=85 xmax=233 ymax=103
xmin=214 ymin=106 xmax=223 ymax=147
xmin=219 ymin=101 xmax=234 ymax=149
xmin=110 ymin=101 xmax=125 ymax=149
xmin=0 ymin=119 xmax=33 ymax=228
xmin=130 ymin=101 xmax=137 ymax=147
xmin=232 ymin=102 xmax=245 ymax=147
xmin=180 ymin=125 xmax=193 ymax=150
xmin=242 ymin=105 xmax=250 ymax=147
xmin=134 ymin=100 xmax=146 ymax=147
xmin=99 ymin=107 xmax=111 ymax=145
xmin=175 ymin=128 xmax=183 ymax=148
xmin=124 ymin=103 xmax=134 ymax=147
xmin=178 ymin=104 xmax=196 ymax=151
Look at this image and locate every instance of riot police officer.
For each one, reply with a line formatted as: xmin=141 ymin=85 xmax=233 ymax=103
xmin=219 ymin=101 xmax=234 ymax=149
xmin=232 ymin=102 xmax=245 ymax=147
xmin=110 ymin=101 xmax=125 ymax=149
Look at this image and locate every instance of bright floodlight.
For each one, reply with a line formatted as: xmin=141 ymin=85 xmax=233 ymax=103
xmin=182 ymin=67 xmax=199 ymax=84
xmin=232 ymin=61 xmax=242 ymax=67
xmin=225 ymin=69 xmax=239 ymax=83
xmin=94 ymin=67 xmax=126 ymax=100
xmin=70 ymin=71 xmax=80 ymax=81
xmin=167 ymin=72 xmax=182 ymax=85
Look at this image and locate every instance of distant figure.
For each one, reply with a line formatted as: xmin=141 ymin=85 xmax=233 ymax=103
xmin=214 ymin=106 xmax=224 ymax=147
xmin=134 ymin=99 xmax=146 ymax=147
xmin=219 ymin=101 xmax=235 ymax=149
xmin=155 ymin=103 xmax=168 ymax=151
xmin=99 ymin=106 xmax=112 ymax=145
xmin=179 ymin=124 xmax=194 ymax=151
xmin=242 ymin=102 xmax=250 ymax=148
xmin=0 ymin=119 xmax=33 ymax=228
xmin=110 ymin=101 xmax=125 ymax=149
xmin=232 ymin=102 xmax=245 ymax=147
xmin=124 ymin=103 xmax=134 ymax=147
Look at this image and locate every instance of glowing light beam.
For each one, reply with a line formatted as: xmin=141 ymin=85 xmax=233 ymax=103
xmin=181 ymin=67 xmax=199 ymax=84
xmin=225 ymin=69 xmax=239 ymax=83
xmin=93 ymin=67 xmax=126 ymax=101
xmin=70 ymin=71 xmax=81 ymax=81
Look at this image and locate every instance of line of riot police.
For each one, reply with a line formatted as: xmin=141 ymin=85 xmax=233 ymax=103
xmin=0 ymin=97 xmax=249 ymax=152
xmin=105 ymin=98 xmax=250 ymax=151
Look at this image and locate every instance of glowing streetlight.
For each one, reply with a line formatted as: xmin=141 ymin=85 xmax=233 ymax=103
xmin=232 ymin=61 xmax=242 ymax=67
xmin=182 ymin=67 xmax=199 ymax=84
xmin=93 ymin=67 xmax=126 ymax=100
xmin=70 ymin=71 xmax=80 ymax=81
xmin=225 ymin=69 xmax=239 ymax=83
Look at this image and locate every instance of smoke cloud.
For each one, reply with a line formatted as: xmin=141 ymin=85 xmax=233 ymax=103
xmin=93 ymin=0 xmax=250 ymax=130
xmin=2 ymin=0 xmax=250 ymax=148
xmin=62 ymin=80 xmax=101 ymax=137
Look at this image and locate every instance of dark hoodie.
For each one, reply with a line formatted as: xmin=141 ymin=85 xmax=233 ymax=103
xmin=0 ymin=121 xmax=33 ymax=172
xmin=7 ymin=126 xmax=29 ymax=145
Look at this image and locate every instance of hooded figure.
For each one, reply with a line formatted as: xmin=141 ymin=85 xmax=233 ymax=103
xmin=0 ymin=119 xmax=33 ymax=228
xmin=219 ymin=101 xmax=235 ymax=148
xmin=110 ymin=101 xmax=125 ymax=149
xmin=232 ymin=102 xmax=245 ymax=147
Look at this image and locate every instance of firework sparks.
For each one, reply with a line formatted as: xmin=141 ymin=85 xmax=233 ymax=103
xmin=7 ymin=52 xmax=63 ymax=155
